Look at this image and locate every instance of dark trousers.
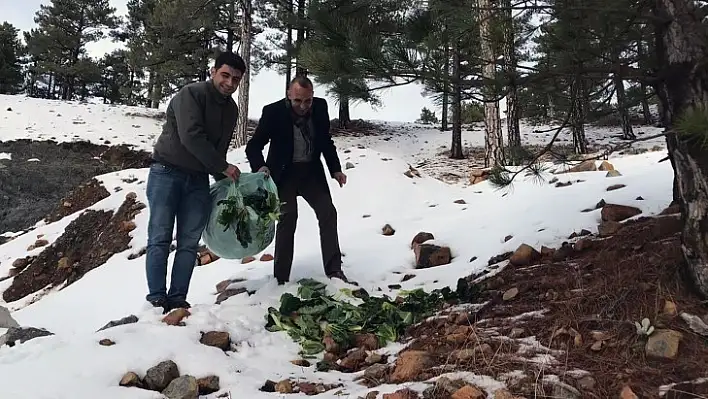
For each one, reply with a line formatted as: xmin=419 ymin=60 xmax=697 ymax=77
xmin=145 ymin=163 xmax=211 ymax=303
xmin=274 ymin=162 xmax=342 ymax=282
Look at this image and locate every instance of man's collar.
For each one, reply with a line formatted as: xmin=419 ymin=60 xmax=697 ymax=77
xmin=207 ymin=80 xmax=229 ymax=104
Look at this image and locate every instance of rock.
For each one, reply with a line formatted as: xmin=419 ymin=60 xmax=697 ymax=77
xmin=509 ymin=244 xmax=541 ymax=266
xmin=469 ymin=169 xmax=491 ymax=184
xmin=601 ymin=204 xmax=641 ymax=222
xmin=451 ymin=385 xmax=485 ymax=399
xmin=34 ymin=239 xmax=49 ymax=248
xmin=598 ymin=161 xmax=614 ymax=171
xmin=663 ymin=300 xmax=678 ymax=317
xmin=492 ymin=388 xmax=517 ymax=399
xmin=551 ymin=380 xmax=581 ymax=399
xmin=540 ymin=246 xmax=555 ymax=257
xmin=11 ymin=257 xmax=30 ymax=270
xmin=564 ymin=160 xmax=596 ymax=173
xmin=216 ymin=279 xmax=235 ymax=293
xmin=162 ymin=308 xmax=191 ymax=326
xmin=345 ymin=162 xmax=355 ymax=169
xmin=646 ymin=329 xmax=683 ymax=359
xmin=414 ymin=244 xmax=452 ymax=268
xmin=126 ymin=192 xmax=137 ymax=200
xmin=620 ymin=385 xmax=638 ymax=399
xmin=382 ymin=224 xmax=396 ymax=236
xmin=504 ymin=234 xmax=514 ymax=242
xmin=144 ymin=360 xmax=180 ymax=391
xmin=119 ymin=371 xmax=142 ymax=388
xmin=365 ymin=391 xmax=380 ymax=399
xmin=99 ymin=338 xmax=115 ymax=346
xmin=364 ymin=363 xmax=388 ymax=379
xmin=411 ymin=232 xmax=435 ymax=247
xmin=121 ymin=220 xmax=137 ymax=232
xmin=607 ymin=184 xmax=626 ymax=191
xmin=597 ymin=221 xmax=623 ymax=237
xmin=660 ymin=203 xmax=681 ymax=215
xmin=606 ymin=170 xmax=622 ymax=177
xmin=200 ymin=331 xmax=231 ymax=351
xmin=56 ymin=257 xmax=71 ymax=269
xmin=162 ymin=375 xmax=199 ymax=399
xmin=366 ymin=352 xmax=383 ymax=365
xmin=509 ymin=327 xmax=525 ymax=338
xmin=355 ymin=333 xmax=380 ymax=350
xmin=2 ymin=326 xmax=54 ymax=347
xmin=290 ymin=359 xmax=311 ymax=367
xmin=454 ymin=199 xmax=467 ymax=204
xmin=197 ymin=375 xmax=220 ymax=395
xmin=0 ymin=306 xmax=19 ymax=328
xmin=389 ymin=350 xmax=431 ymax=383
xmin=574 ymin=238 xmax=592 ymax=251
xmin=383 ymin=388 xmax=419 ymax=399
xmin=339 ymin=348 xmax=368 ymax=371
xmin=503 ymin=287 xmax=519 ymax=301
xmin=241 ymin=256 xmax=256 ymax=264
xmin=215 ymin=287 xmax=248 ymax=304
xmin=259 ymin=253 xmax=274 ymax=261
xmin=276 ymin=379 xmax=293 ymax=393
xmin=432 ymin=377 xmax=467 ymax=396
xmin=577 ymin=376 xmax=596 ymax=390
xmin=97 ymin=314 xmax=139 ymax=332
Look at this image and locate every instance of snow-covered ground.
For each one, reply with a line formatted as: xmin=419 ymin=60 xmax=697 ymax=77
xmin=0 ymin=94 xmax=674 ymax=398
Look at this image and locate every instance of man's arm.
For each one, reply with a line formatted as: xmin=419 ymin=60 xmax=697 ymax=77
xmin=245 ymin=106 xmax=271 ymax=172
xmin=173 ymin=86 xmax=228 ymax=174
xmin=318 ymin=100 xmax=342 ymax=176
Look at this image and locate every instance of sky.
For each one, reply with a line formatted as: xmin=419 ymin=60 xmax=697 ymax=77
xmin=0 ymin=0 xmax=439 ymax=122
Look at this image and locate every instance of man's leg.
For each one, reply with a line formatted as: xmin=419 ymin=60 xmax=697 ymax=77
xmin=299 ymin=173 xmax=343 ymax=278
xmin=145 ymin=164 xmax=182 ymax=307
xmin=168 ymin=173 xmax=211 ymax=308
xmin=274 ymin=174 xmax=299 ymax=284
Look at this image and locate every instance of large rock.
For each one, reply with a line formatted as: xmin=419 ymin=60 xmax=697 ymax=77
xmin=200 ymin=331 xmax=231 ymax=351
xmin=646 ymin=329 xmax=683 ymax=359
xmin=414 ymin=244 xmax=452 ymax=269
xmin=411 ymin=232 xmax=434 ymax=247
xmin=0 ymin=306 xmax=19 ymax=328
xmin=389 ymin=350 xmax=432 ymax=383
xmin=162 ymin=375 xmax=199 ymax=399
xmin=509 ymin=244 xmax=541 ymax=266
xmin=601 ymin=204 xmax=641 ymax=222
xmin=452 ymin=385 xmax=485 ymax=399
xmin=144 ymin=360 xmax=180 ymax=391
xmin=197 ymin=375 xmax=220 ymax=395
xmin=2 ymin=326 xmax=53 ymax=347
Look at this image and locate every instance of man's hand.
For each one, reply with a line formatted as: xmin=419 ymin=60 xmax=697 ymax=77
xmin=258 ymin=166 xmax=271 ymax=177
xmin=332 ymin=172 xmax=347 ymax=187
xmin=223 ymin=164 xmax=241 ymax=181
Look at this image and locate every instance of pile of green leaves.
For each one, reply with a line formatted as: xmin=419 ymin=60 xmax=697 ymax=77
xmin=264 ymin=278 xmax=479 ymax=356
xmin=216 ymin=187 xmax=281 ymax=248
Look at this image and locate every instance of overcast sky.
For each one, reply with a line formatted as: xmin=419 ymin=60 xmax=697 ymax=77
xmin=1 ymin=0 xmax=437 ymax=122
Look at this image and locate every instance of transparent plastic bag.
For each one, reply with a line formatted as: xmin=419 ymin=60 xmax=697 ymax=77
xmin=202 ymin=172 xmax=280 ymax=259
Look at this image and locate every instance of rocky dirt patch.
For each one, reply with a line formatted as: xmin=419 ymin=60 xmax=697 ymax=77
xmin=365 ymin=209 xmax=708 ymax=398
xmin=0 ymin=140 xmax=150 ymax=239
xmin=2 ymin=192 xmax=145 ymax=302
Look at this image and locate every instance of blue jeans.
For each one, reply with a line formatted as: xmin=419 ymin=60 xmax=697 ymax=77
xmin=145 ymin=162 xmax=211 ymax=303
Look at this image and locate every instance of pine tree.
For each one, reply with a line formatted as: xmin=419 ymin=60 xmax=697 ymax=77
xmin=0 ymin=22 xmax=25 ymax=94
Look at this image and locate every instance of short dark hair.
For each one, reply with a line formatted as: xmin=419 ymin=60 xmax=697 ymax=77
xmin=214 ymin=51 xmax=247 ymax=74
xmin=289 ymin=74 xmax=313 ymax=89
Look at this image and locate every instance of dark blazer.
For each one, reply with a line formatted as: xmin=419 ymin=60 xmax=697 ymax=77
xmin=245 ymin=97 xmax=342 ymax=184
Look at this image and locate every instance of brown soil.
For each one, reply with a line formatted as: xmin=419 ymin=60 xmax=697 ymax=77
xmin=45 ymin=178 xmax=111 ymax=223
xmin=3 ymin=192 xmax=146 ymax=303
xmin=374 ymin=211 xmax=708 ymax=398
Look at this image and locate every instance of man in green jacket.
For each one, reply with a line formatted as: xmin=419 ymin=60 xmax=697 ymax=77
xmin=145 ymin=52 xmax=245 ymax=313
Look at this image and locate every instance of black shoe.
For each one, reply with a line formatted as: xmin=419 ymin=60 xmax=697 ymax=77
xmin=276 ymin=278 xmax=289 ymax=286
xmin=327 ymin=271 xmax=358 ymax=286
xmin=167 ymin=299 xmax=191 ymax=311
xmin=148 ymin=297 xmax=169 ymax=314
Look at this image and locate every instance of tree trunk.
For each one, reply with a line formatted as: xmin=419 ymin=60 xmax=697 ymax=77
xmin=285 ymin=0 xmax=294 ymax=94
xmin=450 ymin=40 xmax=464 ymax=160
xmin=441 ymin=29 xmax=450 ymax=132
xmin=146 ymin=69 xmax=155 ymax=108
xmin=570 ymin=76 xmax=588 ymax=154
xmin=479 ymin=0 xmax=503 ymax=167
xmin=226 ymin=0 xmax=236 ymax=52
xmin=295 ymin=0 xmax=307 ymax=77
xmin=338 ymin=95 xmax=350 ymax=129
xmin=637 ymin=38 xmax=654 ymax=125
xmin=612 ymin=53 xmax=635 ymax=140
xmin=655 ymin=0 xmax=708 ymax=297
xmin=502 ymin=0 xmax=521 ymax=163
xmin=235 ymin=0 xmax=253 ymax=148
xmin=150 ymin=71 xmax=161 ymax=109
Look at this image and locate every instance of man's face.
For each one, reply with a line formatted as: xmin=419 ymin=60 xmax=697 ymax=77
xmin=211 ymin=64 xmax=243 ymax=96
xmin=287 ymin=83 xmax=314 ymax=115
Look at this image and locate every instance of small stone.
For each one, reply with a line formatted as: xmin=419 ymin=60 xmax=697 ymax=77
xmin=389 ymin=350 xmax=432 ymax=383
xmin=345 ymin=162 xmax=355 ymax=169
xmin=276 ymin=379 xmax=293 ymax=393
xmin=290 ymin=359 xmax=311 ymax=367
xmin=574 ymin=238 xmax=592 ymax=251
xmin=57 ymin=257 xmax=71 ymax=269
xmin=503 ymin=287 xmax=519 ymax=301
xmin=259 ymin=253 xmax=274 ymax=261
xmin=241 ymin=256 xmax=256 ymax=264
xmin=620 ymin=385 xmax=638 ymax=399
xmin=382 ymin=224 xmax=396 ymax=236
xmin=215 ymin=287 xmax=248 ymax=304
xmin=383 ymin=388 xmax=419 ymax=399
xmin=365 ymin=352 xmax=383 ymax=364
xmin=414 ymin=244 xmax=452 ymax=268
xmin=162 ymin=308 xmax=191 ymax=326
xmin=577 ymin=375 xmax=596 ymax=390
xmin=200 ymin=331 xmax=231 ymax=351
xmin=590 ymin=340 xmax=603 ymax=351
xmin=364 ymin=363 xmax=387 ymax=379
xmin=144 ymin=360 xmax=180 ymax=391
xmin=355 ymin=333 xmax=380 ymax=350
xmin=126 ymin=192 xmax=137 ymax=200
xmin=411 ymin=231 xmax=435 ymax=247
xmin=509 ymin=244 xmax=541 ymax=266
xmin=197 ymin=375 xmax=220 ymax=395
xmin=99 ymin=338 xmax=115 ymax=346
xmin=454 ymin=199 xmax=467 ymax=204
xmin=606 ymin=170 xmax=622 ymax=177
xmin=11 ymin=258 xmax=30 ymax=270
xmin=504 ymin=234 xmax=513 ymax=242
xmin=3 ymin=326 xmax=54 ymax=347
xmin=121 ymin=220 xmax=137 ymax=232
xmin=564 ymin=160 xmax=597 ymax=173
xmin=607 ymin=184 xmax=626 ymax=191
xmin=162 ymin=375 xmax=199 ymax=399
xmin=0 ymin=306 xmax=19 ymax=328
xmin=646 ymin=329 xmax=683 ymax=359
xmin=34 ymin=239 xmax=49 ymax=247
xmin=598 ymin=161 xmax=615 ymax=171
xmin=663 ymin=300 xmax=678 ymax=317
xmin=601 ymin=204 xmax=641 ymax=222
xmin=119 ymin=371 xmax=142 ymax=388
xmin=97 ymin=315 xmax=139 ymax=332
xmin=451 ymin=385 xmax=485 ymax=399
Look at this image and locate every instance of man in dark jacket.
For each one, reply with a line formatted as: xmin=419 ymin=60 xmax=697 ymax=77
xmin=245 ymin=75 xmax=350 ymax=285
xmin=145 ymin=52 xmax=246 ymax=312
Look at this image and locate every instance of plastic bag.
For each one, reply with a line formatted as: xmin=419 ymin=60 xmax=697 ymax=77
xmin=202 ymin=172 xmax=280 ymax=259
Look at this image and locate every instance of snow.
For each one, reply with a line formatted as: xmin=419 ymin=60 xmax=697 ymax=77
xmin=0 ymin=152 xmax=10 ymax=160
xmin=0 ymin=94 xmax=674 ymax=398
